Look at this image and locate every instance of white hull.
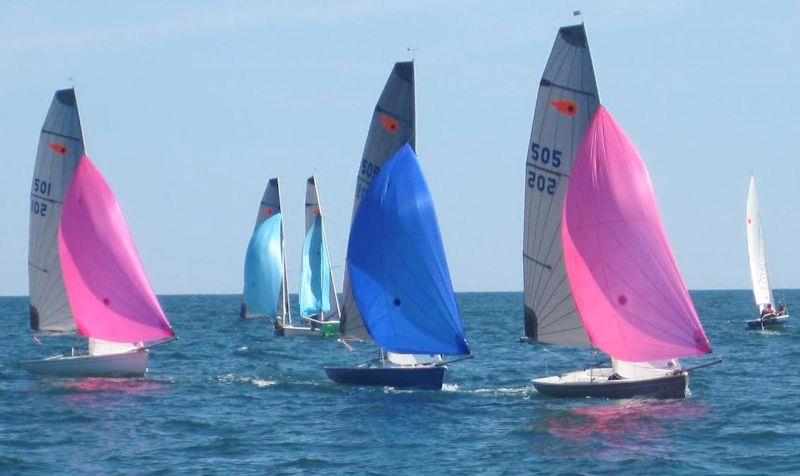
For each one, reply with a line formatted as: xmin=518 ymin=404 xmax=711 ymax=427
xmin=274 ymin=316 xmax=317 ymax=336
xmin=21 ymin=350 xmax=148 ymax=377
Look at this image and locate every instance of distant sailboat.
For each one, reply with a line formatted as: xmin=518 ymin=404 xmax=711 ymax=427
xmin=523 ymin=26 xmax=714 ymax=399
xmin=240 ymin=179 xmax=297 ymax=333
xmin=22 ymin=89 xmax=175 ymax=377
xmin=326 ymin=61 xmax=469 ymax=390
xmin=325 ymin=144 xmax=469 ymax=390
xmin=745 ymin=176 xmax=788 ymax=329
xmin=297 ymin=176 xmax=341 ymax=337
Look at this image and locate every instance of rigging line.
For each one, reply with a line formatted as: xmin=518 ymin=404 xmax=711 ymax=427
xmin=526 ymin=162 xmax=569 ymax=177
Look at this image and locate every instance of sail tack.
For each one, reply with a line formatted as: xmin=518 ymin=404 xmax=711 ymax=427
xmin=58 ymin=156 xmax=174 ymax=344
xmin=746 ymin=177 xmax=774 ymax=309
xmin=28 ymin=89 xmax=85 ymax=332
xmin=562 ymin=107 xmax=711 ymax=362
xmin=299 ymin=177 xmax=338 ymax=319
xmin=347 ymin=145 xmax=469 ymax=356
xmin=341 ymin=61 xmax=416 ymax=340
xmin=522 ymin=24 xmax=599 ymax=346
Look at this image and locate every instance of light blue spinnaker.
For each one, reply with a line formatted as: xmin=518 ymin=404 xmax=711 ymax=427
xmin=347 ymin=144 xmax=469 ymax=356
xmin=299 ymin=215 xmax=332 ymax=317
xmin=243 ymin=213 xmax=284 ymax=317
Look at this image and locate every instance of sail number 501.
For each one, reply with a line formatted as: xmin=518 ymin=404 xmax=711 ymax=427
xmin=530 ymin=143 xmax=562 ymax=168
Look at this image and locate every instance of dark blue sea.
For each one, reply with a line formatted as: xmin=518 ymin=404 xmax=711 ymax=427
xmin=1 ymin=291 xmax=799 ymax=474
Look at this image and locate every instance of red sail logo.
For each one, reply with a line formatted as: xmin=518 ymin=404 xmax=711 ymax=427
xmin=263 ymin=208 xmax=274 ymax=216
xmin=549 ymin=100 xmax=578 ymax=117
xmin=49 ymin=143 xmax=68 ymax=155
xmin=380 ymin=114 xmax=399 ymax=133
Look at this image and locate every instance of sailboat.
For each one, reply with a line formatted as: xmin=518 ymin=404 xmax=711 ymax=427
xmin=21 ymin=88 xmax=175 ymax=377
xmin=745 ymin=176 xmax=789 ymax=329
xmin=523 ymin=26 xmax=713 ymax=399
xmin=240 ymin=179 xmax=300 ymax=334
xmin=325 ymin=62 xmax=469 ymax=390
xmin=297 ymin=176 xmax=341 ymax=337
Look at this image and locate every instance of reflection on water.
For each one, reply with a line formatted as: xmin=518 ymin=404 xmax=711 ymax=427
xmin=540 ymin=400 xmax=709 ymax=459
xmin=44 ymin=377 xmax=172 ymax=410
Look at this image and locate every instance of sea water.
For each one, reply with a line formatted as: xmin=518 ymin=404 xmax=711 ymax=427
xmin=1 ymin=291 xmax=798 ymax=474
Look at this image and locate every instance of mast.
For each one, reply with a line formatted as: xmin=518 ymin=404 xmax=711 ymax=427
xmin=277 ymin=180 xmax=290 ymax=324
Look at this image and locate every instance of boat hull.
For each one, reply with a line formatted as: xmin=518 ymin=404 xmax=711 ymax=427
xmin=533 ymin=369 xmax=688 ymax=399
xmin=746 ymin=314 xmax=789 ymax=329
xmin=21 ymin=350 xmax=148 ymax=378
xmin=324 ymin=365 xmax=446 ymax=390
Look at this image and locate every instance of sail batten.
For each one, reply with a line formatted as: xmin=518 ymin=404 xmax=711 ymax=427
xmin=341 ymin=61 xmax=416 ymax=341
xmin=523 ymin=24 xmax=599 ymax=346
xmin=746 ymin=176 xmax=774 ymax=309
xmin=28 ymin=88 xmax=85 ymax=332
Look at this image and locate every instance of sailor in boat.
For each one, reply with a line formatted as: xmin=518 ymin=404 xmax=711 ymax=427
xmin=760 ymin=304 xmax=776 ymax=320
xmin=777 ymin=302 xmax=788 ymax=316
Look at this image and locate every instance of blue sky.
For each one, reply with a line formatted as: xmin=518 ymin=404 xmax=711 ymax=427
xmin=1 ymin=1 xmax=798 ymax=295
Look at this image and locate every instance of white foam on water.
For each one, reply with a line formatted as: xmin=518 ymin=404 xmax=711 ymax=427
xmin=441 ymin=383 xmax=460 ymax=392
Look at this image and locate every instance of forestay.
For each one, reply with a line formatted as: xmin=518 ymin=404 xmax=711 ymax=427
xmin=347 ymin=145 xmax=469 ymax=356
xmin=562 ymin=107 xmax=712 ymax=362
xmin=299 ymin=177 xmax=339 ymax=320
xmin=28 ymin=89 xmax=85 ymax=333
xmin=341 ymin=61 xmax=416 ymax=340
xmin=58 ymin=156 xmax=175 ymax=344
xmin=522 ymin=24 xmax=599 ymax=346
xmin=746 ymin=176 xmax=774 ymax=309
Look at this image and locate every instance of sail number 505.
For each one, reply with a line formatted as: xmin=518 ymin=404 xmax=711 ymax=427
xmin=527 ymin=170 xmax=556 ymax=195
xmin=530 ymin=143 xmax=562 ymax=168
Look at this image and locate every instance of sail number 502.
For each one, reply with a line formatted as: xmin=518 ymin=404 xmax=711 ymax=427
xmin=527 ymin=170 xmax=556 ymax=195
xmin=530 ymin=143 xmax=562 ymax=168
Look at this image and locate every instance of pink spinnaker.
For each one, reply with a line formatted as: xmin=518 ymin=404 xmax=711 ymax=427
xmin=58 ymin=156 xmax=174 ymax=344
xmin=562 ymin=107 xmax=711 ymax=361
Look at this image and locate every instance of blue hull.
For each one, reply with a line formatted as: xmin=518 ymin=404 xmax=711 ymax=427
xmin=324 ymin=366 xmax=446 ymax=390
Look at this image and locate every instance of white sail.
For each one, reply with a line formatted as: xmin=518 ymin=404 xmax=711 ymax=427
xmin=522 ymin=25 xmax=599 ymax=346
xmin=340 ymin=61 xmax=416 ymax=341
xmin=28 ymin=89 xmax=85 ymax=333
xmin=746 ymin=176 xmax=774 ymax=309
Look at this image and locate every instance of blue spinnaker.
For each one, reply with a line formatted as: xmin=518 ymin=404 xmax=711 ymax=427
xmin=299 ymin=215 xmax=332 ymax=317
xmin=347 ymin=144 xmax=469 ymax=355
xmin=243 ymin=213 xmax=284 ymax=317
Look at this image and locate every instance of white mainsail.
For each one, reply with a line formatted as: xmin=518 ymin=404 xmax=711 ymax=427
xmin=522 ymin=25 xmax=599 ymax=346
xmin=28 ymin=89 xmax=85 ymax=333
xmin=746 ymin=176 xmax=774 ymax=309
xmin=340 ymin=61 xmax=416 ymax=341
